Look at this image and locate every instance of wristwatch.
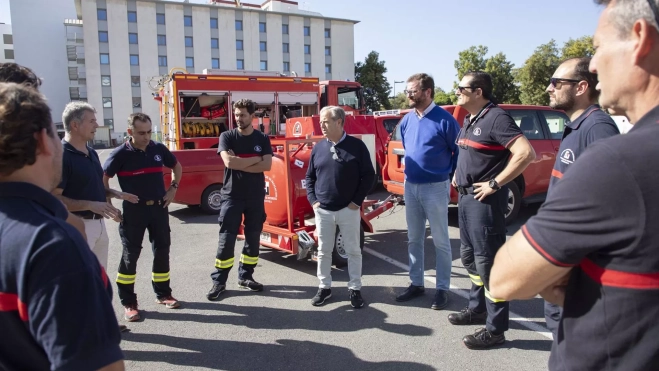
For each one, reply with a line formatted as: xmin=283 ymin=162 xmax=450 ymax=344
xmin=489 ymin=179 xmax=500 ymax=191
xmin=171 ymin=182 xmax=179 ymax=189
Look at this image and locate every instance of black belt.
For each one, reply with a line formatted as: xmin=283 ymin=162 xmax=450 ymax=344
xmin=456 ymin=185 xmax=475 ymax=196
xmin=74 ymin=212 xmax=103 ymax=220
xmin=136 ymin=199 xmax=163 ymax=206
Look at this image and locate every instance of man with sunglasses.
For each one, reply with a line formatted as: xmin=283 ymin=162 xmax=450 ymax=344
xmin=448 ymin=71 xmax=535 ymax=349
xmin=543 ymin=57 xmax=619 ymax=338
xmin=490 ymin=0 xmax=659 ymax=369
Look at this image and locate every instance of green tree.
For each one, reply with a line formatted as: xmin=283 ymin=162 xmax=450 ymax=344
xmin=355 ymin=51 xmax=392 ymax=112
xmin=561 ymin=36 xmax=595 ymax=60
xmin=434 ymin=88 xmax=454 ymax=106
xmin=452 ymin=46 xmax=520 ymax=103
xmin=454 ymin=45 xmax=488 ymax=81
xmin=389 ymin=92 xmax=408 ymax=109
xmin=516 ymin=40 xmax=561 ymax=105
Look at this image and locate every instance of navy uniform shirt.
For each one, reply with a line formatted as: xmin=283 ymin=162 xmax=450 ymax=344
xmin=58 ymin=140 xmax=107 ymax=218
xmin=522 ymin=105 xmax=659 ymax=371
xmin=0 ymin=182 xmax=123 ymax=371
xmin=103 ymin=140 xmax=177 ymax=201
xmin=455 ymin=103 xmax=524 ymax=186
xmin=549 ymin=105 xmax=619 ymax=187
xmin=218 ymin=128 xmax=273 ymax=199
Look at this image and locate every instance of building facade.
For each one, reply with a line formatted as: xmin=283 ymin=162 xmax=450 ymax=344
xmin=0 ymin=23 xmax=14 ymax=63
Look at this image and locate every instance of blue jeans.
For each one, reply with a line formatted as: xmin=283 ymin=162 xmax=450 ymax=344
xmin=404 ymin=180 xmax=452 ymax=290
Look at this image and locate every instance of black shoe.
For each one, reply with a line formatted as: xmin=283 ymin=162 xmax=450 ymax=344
xmin=311 ymin=288 xmax=332 ymax=306
xmin=349 ymin=289 xmax=364 ymax=309
xmin=238 ymin=279 xmax=264 ymax=292
xmin=207 ymin=282 xmax=226 ymax=301
xmin=395 ymin=284 xmax=425 ymax=302
xmin=431 ymin=289 xmax=449 ymax=310
xmin=463 ymin=328 xmax=505 ymax=349
xmin=448 ymin=307 xmax=488 ymax=325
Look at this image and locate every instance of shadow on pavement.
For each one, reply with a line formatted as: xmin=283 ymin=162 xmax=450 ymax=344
xmin=503 ymin=339 xmax=552 ymax=352
xmin=122 ymin=334 xmax=437 ymax=371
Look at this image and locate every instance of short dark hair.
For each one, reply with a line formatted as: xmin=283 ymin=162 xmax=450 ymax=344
xmin=564 ymin=57 xmax=600 ymax=101
xmin=128 ymin=112 xmax=152 ymax=128
xmin=233 ymin=99 xmax=256 ymax=115
xmin=0 ymin=82 xmax=54 ymax=176
xmin=0 ymin=63 xmax=42 ymax=88
xmin=407 ymin=73 xmax=435 ymax=99
xmin=464 ymin=71 xmax=494 ymax=102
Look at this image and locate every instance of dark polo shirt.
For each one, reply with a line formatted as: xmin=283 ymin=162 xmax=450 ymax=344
xmin=58 ymin=140 xmax=107 ymax=218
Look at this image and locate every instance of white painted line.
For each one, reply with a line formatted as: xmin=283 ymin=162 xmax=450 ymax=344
xmin=363 ymin=247 xmax=553 ymax=340
xmin=97 ymin=150 xmax=106 ymax=156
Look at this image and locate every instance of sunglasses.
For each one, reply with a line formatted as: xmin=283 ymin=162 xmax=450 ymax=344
xmin=549 ymin=77 xmax=582 ymax=88
xmin=456 ymin=86 xmax=477 ymax=93
xmin=329 ymin=146 xmax=341 ymax=162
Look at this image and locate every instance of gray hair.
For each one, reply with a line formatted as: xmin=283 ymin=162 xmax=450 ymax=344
xmin=319 ymin=105 xmax=345 ymax=125
xmin=62 ymin=101 xmax=96 ymax=132
xmin=596 ymin=0 xmax=659 ymax=36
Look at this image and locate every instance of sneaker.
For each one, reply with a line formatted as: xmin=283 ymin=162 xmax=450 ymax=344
xmin=207 ymin=282 xmax=226 ymax=301
xmin=155 ymin=295 xmax=181 ymax=309
xmin=238 ymin=279 xmax=264 ymax=292
xmin=349 ymin=289 xmax=364 ymax=309
xmin=311 ymin=288 xmax=332 ymax=306
xmin=463 ymin=327 xmax=506 ymax=349
xmin=431 ymin=289 xmax=449 ymax=310
xmin=448 ymin=307 xmax=488 ymax=325
xmin=395 ymin=284 xmax=425 ymax=302
xmin=124 ymin=302 xmax=140 ymax=322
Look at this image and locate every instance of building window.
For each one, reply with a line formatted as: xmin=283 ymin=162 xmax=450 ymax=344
xmin=131 ymin=76 xmax=140 ymax=87
xmin=210 ymin=17 xmax=218 ymax=29
xmin=130 ymin=54 xmax=139 ymax=65
xmin=98 ymin=31 xmax=108 ymax=43
xmin=157 ymin=35 xmax=166 ymax=45
xmin=104 ymin=119 xmax=113 ymax=128
xmin=236 ymin=40 xmax=243 ymax=50
xmin=158 ymin=56 xmax=167 ymax=66
xmin=260 ymin=61 xmax=267 ymax=71
xmin=100 ymin=53 xmax=110 ymax=64
xmin=259 ymin=22 xmax=266 ymax=33
xmin=282 ymin=24 xmax=288 ymax=34
xmin=324 ymin=28 xmax=330 ymax=38
xmin=260 ymin=41 xmax=266 ymax=52
xmin=102 ymin=97 xmax=112 ymax=108
xmin=156 ymin=13 xmax=165 ymax=24
xmin=186 ymin=57 xmax=194 ymax=68
xmin=325 ymin=46 xmax=331 ymax=56
xmin=283 ymin=61 xmax=290 ymax=72
xmin=325 ymin=64 xmax=331 ymax=73
xmin=184 ymin=16 xmax=192 ymax=27
xmin=237 ymin=59 xmax=244 ymax=70
xmin=97 ymin=9 xmax=107 ymax=20
xmin=235 ymin=20 xmax=242 ymax=31
xmin=132 ymin=97 xmax=141 ymax=108
xmin=101 ymin=75 xmax=111 ymax=86
xmin=185 ymin=36 xmax=193 ymax=47
xmin=282 ymin=43 xmax=289 ymax=53
xmin=305 ymin=63 xmax=311 ymax=72
xmin=129 ymin=33 xmax=138 ymax=44
xmin=304 ymin=45 xmax=310 ymax=54
xmin=211 ymin=38 xmax=219 ymax=49
xmin=304 ymin=26 xmax=310 ymax=36
xmin=3 ymin=34 xmax=12 ymax=44
xmin=127 ymin=11 xmax=137 ymax=22
xmin=212 ymin=58 xmax=219 ymax=69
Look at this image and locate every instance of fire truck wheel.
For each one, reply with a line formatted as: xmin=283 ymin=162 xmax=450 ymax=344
xmin=333 ymin=225 xmax=365 ymax=268
xmin=505 ymin=180 xmax=522 ymax=225
xmin=200 ymin=184 xmax=224 ymax=214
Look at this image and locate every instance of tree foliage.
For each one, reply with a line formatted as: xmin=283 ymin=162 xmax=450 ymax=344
xmin=355 ymin=51 xmax=392 ymax=112
xmin=561 ymin=36 xmax=595 ymax=60
xmin=434 ymin=88 xmax=454 ymax=106
xmin=516 ymin=40 xmax=561 ymax=106
xmin=389 ymin=93 xmax=408 ymax=109
xmin=452 ymin=45 xmax=519 ymax=104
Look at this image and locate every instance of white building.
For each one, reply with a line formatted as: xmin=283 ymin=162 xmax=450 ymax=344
xmin=0 ymin=23 xmax=14 ymax=63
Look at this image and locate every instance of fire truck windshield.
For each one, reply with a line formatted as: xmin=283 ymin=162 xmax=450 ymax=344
xmin=337 ymin=87 xmax=362 ymax=110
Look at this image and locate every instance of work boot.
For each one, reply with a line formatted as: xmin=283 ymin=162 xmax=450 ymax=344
xmin=124 ymin=302 xmax=140 ymax=322
xmin=448 ymin=307 xmax=487 ymax=325
xmin=395 ymin=284 xmax=425 ymax=302
xmin=349 ymin=289 xmax=364 ymax=309
xmin=431 ymin=289 xmax=449 ymax=310
xmin=238 ymin=279 xmax=264 ymax=292
xmin=311 ymin=288 xmax=332 ymax=306
xmin=207 ymin=282 xmax=226 ymax=301
xmin=119 ymin=325 xmax=129 ymax=333
xmin=155 ymin=295 xmax=181 ymax=309
xmin=463 ymin=328 xmax=506 ymax=349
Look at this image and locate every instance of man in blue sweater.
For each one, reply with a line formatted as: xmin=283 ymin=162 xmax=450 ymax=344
xmin=395 ymin=73 xmax=461 ymax=310
xmin=305 ymin=106 xmax=375 ymax=308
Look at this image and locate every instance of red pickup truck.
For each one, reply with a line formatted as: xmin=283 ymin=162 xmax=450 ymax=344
xmin=382 ymin=104 xmax=570 ymax=224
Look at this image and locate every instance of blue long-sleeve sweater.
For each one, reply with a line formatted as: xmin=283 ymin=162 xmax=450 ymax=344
xmin=400 ymin=106 xmax=460 ymax=183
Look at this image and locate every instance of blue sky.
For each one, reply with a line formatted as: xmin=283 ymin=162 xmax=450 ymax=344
xmin=0 ymin=0 xmax=604 ymax=91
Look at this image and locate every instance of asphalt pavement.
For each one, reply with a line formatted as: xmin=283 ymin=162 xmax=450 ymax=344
xmin=98 ymin=149 xmax=551 ymax=371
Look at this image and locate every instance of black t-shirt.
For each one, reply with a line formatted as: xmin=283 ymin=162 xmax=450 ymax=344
xmin=522 ymin=105 xmax=659 ymax=371
xmin=58 ymin=140 xmax=107 ymax=218
xmin=0 ymin=182 xmax=123 ymax=371
xmin=217 ymin=128 xmax=273 ymax=199
xmin=455 ymin=103 xmax=524 ymax=186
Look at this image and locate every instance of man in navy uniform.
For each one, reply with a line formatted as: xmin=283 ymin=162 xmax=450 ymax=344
xmin=103 ymin=113 xmax=183 ymax=322
xmin=207 ymin=99 xmax=272 ymax=300
xmin=0 ymin=82 xmax=125 ymax=371
xmin=491 ymin=1 xmax=659 ymax=370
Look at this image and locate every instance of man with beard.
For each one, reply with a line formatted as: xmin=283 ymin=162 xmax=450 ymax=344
xmin=207 ymin=99 xmax=272 ymax=300
xmin=490 ymin=0 xmax=659 ymax=369
xmin=394 ymin=73 xmax=460 ymax=310
xmin=0 ymin=82 xmax=124 ymax=370
xmin=542 ymin=57 xmax=619 ymax=337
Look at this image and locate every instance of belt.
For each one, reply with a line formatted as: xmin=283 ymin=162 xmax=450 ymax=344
xmin=137 ymin=199 xmax=163 ymax=206
xmin=74 ymin=212 xmax=103 ymax=220
xmin=456 ymin=185 xmax=475 ymax=196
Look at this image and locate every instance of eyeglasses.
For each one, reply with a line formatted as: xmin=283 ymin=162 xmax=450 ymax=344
xmin=647 ymin=0 xmax=659 ymax=30
xmin=329 ymin=145 xmax=341 ymax=162
xmin=403 ymin=89 xmax=419 ymax=96
xmin=549 ymin=77 xmax=582 ymax=89
xmin=456 ymin=86 xmax=477 ymax=93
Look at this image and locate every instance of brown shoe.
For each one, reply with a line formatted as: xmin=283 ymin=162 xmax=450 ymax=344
xmin=124 ymin=302 xmax=140 ymax=322
xmin=155 ymin=295 xmax=181 ymax=309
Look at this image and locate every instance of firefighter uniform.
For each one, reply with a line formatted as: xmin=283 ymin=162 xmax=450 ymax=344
xmin=103 ymin=140 xmax=179 ymax=307
xmin=451 ymin=102 xmax=524 ymax=344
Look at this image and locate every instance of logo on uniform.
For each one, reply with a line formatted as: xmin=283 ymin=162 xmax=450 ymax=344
xmin=560 ymin=149 xmax=575 ymax=165
xmin=473 ymin=128 xmax=482 ymax=136
xmin=254 ymin=145 xmax=262 ymax=152
xmin=293 ymin=122 xmax=302 ymax=136
xmin=154 ymin=154 xmax=162 ymax=162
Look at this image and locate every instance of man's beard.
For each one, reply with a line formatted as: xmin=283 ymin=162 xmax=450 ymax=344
xmin=550 ymin=92 xmax=576 ymax=111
